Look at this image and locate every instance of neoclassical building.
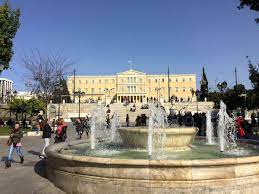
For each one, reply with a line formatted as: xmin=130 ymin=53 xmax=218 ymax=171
xmin=67 ymin=69 xmax=196 ymax=103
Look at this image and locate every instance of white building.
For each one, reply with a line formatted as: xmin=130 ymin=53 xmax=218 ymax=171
xmin=0 ymin=78 xmax=13 ymax=103
xmin=16 ymin=91 xmax=37 ymax=100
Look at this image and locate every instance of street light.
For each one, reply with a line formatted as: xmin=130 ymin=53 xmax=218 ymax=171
xmin=74 ymin=90 xmax=85 ymax=118
xmin=217 ymin=81 xmax=228 ymax=93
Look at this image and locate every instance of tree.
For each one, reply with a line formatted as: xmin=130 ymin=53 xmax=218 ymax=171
xmin=200 ymin=67 xmax=208 ymax=101
xmin=8 ymin=98 xmax=26 ymax=120
xmin=208 ymin=84 xmax=247 ymax=110
xmin=23 ymin=50 xmax=73 ymax=106
xmin=52 ymin=78 xmax=72 ymax=103
xmin=0 ymin=0 xmax=20 ymax=72
xmin=26 ymin=98 xmax=45 ymax=117
xmin=238 ymin=0 xmax=259 ymax=23
xmin=247 ymin=60 xmax=259 ymax=108
xmin=8 ymin=98 xmax=45 ymax=120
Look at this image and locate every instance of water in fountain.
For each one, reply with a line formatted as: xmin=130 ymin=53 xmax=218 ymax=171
xmin=148 ymin=103 xmax=168 ymax=159
xmin=206 ymin=110 xmax=215 ymax=145
xmin=110 ymin=111 xmax=121 ymax=142
xmin=217 ymin=101 xmax=237 ymax=152
xmin=90 ymin=104 xmax=107 ymax=150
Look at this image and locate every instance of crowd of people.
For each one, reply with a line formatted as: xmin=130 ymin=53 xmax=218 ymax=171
xmin=2 ymin=107 xmax=259 ymax=169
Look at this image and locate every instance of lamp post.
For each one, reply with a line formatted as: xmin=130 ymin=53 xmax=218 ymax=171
xmin=217 ymin=81 xmax=228 ymax=100
xmin=74 ymin=90 xmax=85 ymax=118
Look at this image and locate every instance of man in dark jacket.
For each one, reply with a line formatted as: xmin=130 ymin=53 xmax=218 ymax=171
xmin=74 ymin=118 xmax=84 ymax=139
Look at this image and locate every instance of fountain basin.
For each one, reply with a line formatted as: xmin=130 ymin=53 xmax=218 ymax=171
xmin=118 ymin=126 xmax=197 ymax=151
xmin=46 ymin=140 xmax=259 ymax=194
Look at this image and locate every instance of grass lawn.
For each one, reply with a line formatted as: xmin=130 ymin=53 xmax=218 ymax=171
xmin=0 ymin=126 xmax=32 ymax=136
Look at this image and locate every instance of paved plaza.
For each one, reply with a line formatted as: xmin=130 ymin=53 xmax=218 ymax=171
xmin=0 ymin=124 xmax=84 ymax=194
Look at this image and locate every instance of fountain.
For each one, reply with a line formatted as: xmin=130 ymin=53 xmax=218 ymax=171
xmin=90 ymin=104 xmax=107 ymax=149
xmin=110 ymin=111 xmax=120 ymax=142
xmin=46 ymin=102 xmax=259 ymax=194
xmin=206 ymin=110 xmax=215 ymax=145
xmin=217 ymin=101 xmax=237 ymax=152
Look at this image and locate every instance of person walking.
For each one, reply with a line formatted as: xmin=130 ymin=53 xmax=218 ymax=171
xmin=54 ymin=118 xmax=67 ymax=143
xmin=126 ymin=114 xmax=130 ymax=127
xmin=39 ymin=120 xmax=52 ymax=159
xmin=74 ymin=118 xmax=84 ymax=139
xmin=6 ymin=122 xmax=24 ymax=168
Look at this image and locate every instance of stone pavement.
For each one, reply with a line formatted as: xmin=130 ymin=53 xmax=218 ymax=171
xmin=0 ymin=123 xmax=85 ymax=194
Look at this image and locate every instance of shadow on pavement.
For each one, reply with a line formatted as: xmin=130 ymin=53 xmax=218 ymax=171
xmin=34 ymin=159 xmax=48 ymax=179
xmin=28 ymin=150 xmax=41 ymax=156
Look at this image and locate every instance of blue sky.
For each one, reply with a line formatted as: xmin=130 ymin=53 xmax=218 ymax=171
xmin=1 ymin=0 xmax=259 ymax=91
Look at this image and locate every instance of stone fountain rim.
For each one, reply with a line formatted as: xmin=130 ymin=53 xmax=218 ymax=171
xmin=45 ymin=140 xmax=259 ymax=167
xmin=118 ymin=126 xmax=197 ymax=134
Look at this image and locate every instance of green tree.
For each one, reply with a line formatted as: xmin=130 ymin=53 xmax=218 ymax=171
xmin=8 ymin=98 xmax=45 ymax=120
xmin=26 ymin=98 xmax=45 ymax=117
xmin=200 ymin=67 xmax=208 ymax=101
xmin=0 ymin=0 xmax=20 ymax=72
xmin=52 ymin=78 xmax=72 ymax=103
xmin=247 ymin=61 xmax=259 ymax=108
xmin=208 ymin=84 xmax=247 ymax=110
xmin=8 ymin=98 xmax=26 ymax=120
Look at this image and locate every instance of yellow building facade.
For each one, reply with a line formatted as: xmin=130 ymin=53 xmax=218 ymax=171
xmin=67 ymin=69 xmax=196 ymax=103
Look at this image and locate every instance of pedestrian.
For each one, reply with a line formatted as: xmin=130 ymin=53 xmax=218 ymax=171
xmin=5 ymin=122 xmax=24 ymax=168
xmin=74 ymin=118 xmax=84 ymax=139
xmin=39 ymin=120 xmax=52 ymax=158
xmin=54 ymin=118 xmax=67 ymax=143
xmin=126 ymin=114 xmax=129 ymax=127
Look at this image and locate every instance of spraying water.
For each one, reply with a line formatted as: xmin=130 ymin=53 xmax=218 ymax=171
xmin=90 ymin=104 xmax=107 ymax=150
xmin=148 ymin=103 xmax=168 ymax=159
xmin=110 ymin=111 xmax=120 ymax=142
xmin=206 ymin=110 xmax=215 ymax=145
xmin=217 ymin=101 xmax=237 ymax=152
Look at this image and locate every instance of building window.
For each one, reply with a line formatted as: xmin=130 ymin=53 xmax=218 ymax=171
xmin=79 ymin=80 xmax=81 ymax=84
xmin=85 ymin=80 xmax=88 ymax=84
xmin=189 ymin=78 xmax=192 ymax=82
xmin=149 ymin=88 xmax=151 ymax=92
xmin=99 ymin=88 xmax=101 ymax=93
xmin=121 ymin=78 xmax=124 ymax=83
xmin=176 ymin=87 xmax=179 ymax=92
xmin=162 ymin=78 xmax=164 ymax=83
xmin=183 ymin=87 xmax=186 ymax=92
xmin=91 ymin=88 xmax=94 ymax=93
xmin=85 ymin=88 xmax=88 ymax=93
xmin=149 ymin=79 xmax=151 ymax=83
xmin=176 ymin=78 xmax=178 ymax=82
xmin=155 ymin=79 xmax=158 ymax=83
xmin=182 ymin=78 xmax=185 ymax=82
xmin=140 ymin=78 xmax=142 ymax=83
xmin=92 ymin=80 xmax=94 ymax=84
xmin=169 ymin=78 xmax=171 ymax=82
xmin=128 ymin=77 xmax=130 ymax=83
xmin=99 ymin=80 xmax=101 ymax=84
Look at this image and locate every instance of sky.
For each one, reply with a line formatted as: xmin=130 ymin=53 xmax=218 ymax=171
xmin=1 ymin=0 xmax=259 ymax=91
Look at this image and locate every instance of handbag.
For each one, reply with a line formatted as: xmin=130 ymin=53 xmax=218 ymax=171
xmin=7 ymin=137 xmax=13 ymax=146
